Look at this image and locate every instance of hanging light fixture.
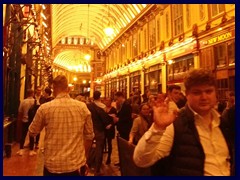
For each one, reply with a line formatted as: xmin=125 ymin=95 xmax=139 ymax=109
xmin=102 ymin=5 xmax=114 ymax=37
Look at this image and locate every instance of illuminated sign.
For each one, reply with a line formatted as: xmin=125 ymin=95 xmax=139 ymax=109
xmin=206 ymin=32 xmax=232 ymax=45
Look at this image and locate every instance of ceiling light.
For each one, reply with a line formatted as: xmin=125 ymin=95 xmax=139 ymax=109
xmin=84 ymin=54 xmax=91 ymax=61
xmin=102 ymin=5 xmax=115 ymax=37
xmin=104 ymin=27 xmax=114 ymax=36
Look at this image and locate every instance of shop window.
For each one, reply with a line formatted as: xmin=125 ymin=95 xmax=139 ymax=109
xmin=210 ymin=4 xmax=225 ymax=17
xmin=144 ymin=28 xmax=147 ymax=50
xmin=168 ymin=64 xmax=174 ymax=81
xmin=186 ymin=4 xmax=191 ymax=28
xmin=149 ymin=71 xmax=158 ymax=94
xmin=156 ymin=17 xmax=161 ymax=44
xmin=214 ymin=43 xmax=227 ymax=68
xmin=200 ymin=47 xmax=214 ymax=70
xmin=166 ymin=12 xmax=169 ymax=38
xmin=199 ymin=4 xmax=205 ymax=21
xmin=172 ymin=4 xmax=183 ymax=37
xmin=133 ymin=33 xmax=138 ymax=57
xmin=149 ymin=18 xmax=156 ymax=49
xmin=229 ymin=76 xmax=235 ymax=92
xmin=167 ymin=55 xmax=194 ymax=81
xmin=228 ymin=41 xmax=235 ymax=65
xmin=217 ymin=78 xmax=228 ymax=101
xmin=138 ymin=32 xmax=141 ymax=53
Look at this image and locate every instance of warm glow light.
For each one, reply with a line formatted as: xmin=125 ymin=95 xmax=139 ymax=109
xmin=41 ymin=4 xmax=46 ymax=10
xmin=73 ymin=77 xmax=77 ymax=81
xmin=41 ymin=12 xmax=47 ymax=20
xmin=88 ymin=65 xmax=91 ymax=72
xmin=104 ymin=27 xmax=114 ymax=36
xmin=168 ymin=60 xmax=174 ymax=65
xmin=42 ymin=21 xmax=47 ymax=28
xmin=84 ymin=54 xmax=91 ymax=61
xmin=82 ymin=80 xmax=86 ymax=84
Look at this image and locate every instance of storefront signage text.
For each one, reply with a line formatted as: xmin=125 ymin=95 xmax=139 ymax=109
xmin=207 ymin=32 xmax=232 ymax=45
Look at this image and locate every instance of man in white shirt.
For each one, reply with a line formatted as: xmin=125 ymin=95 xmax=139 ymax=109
xmin=133 ymin=69 xmax=235 ymax=176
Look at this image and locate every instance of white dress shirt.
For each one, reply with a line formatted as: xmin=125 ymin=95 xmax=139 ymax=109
xmin=133 ymin=105 xmax=230 ymax=176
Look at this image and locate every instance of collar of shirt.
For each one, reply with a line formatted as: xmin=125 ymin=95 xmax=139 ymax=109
xmin=55 ymin=93 xmax=70 ymax=99
xmin=187 ymin=104 xmax=221 ymax=128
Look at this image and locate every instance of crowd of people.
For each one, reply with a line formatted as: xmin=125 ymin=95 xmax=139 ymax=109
xmin=16 ymin=68 xmax=235 ymax=176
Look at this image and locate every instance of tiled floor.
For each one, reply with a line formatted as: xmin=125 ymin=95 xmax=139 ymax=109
xmin=3 ymin=129 xmax=121 ymax=176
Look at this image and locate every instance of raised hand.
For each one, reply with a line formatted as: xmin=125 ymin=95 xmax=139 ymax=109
xmin=152 ymin=104 xmax=177 ymax=130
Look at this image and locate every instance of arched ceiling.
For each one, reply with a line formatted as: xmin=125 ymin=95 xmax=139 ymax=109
xmin=54 ymin=50 xmax=91 ymax=73
xmin=51 ymin=4 xmax=158 ymax=73
xmin=51 ymin=4 xmax=148 ymax=50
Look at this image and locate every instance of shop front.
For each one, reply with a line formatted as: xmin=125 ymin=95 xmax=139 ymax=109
xmin=199 ymin=27 xmax=235 ymax=100
xmin=144 ymin=64 xmax=162 ymax=95
xmin=118 ymin=75 xmax=127 ymax=98
xmin=130 ymin=71 xmax=141 ymax=95
xmin=165 ymin=38 xmax=198 ymax=91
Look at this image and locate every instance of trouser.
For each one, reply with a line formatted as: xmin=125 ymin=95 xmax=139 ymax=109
xmin=43 ymin=167 xmax=80 ymax=176
xmin=94 ymin=131 xmax=105 ymax=173
xmin=119 ymin=132 xmax=129 ymax=141
xmin=106 ymin=137 xmax=113 ymax=159
xmin=20 ymin=121 xmax=34 ymax=150
xmin=35 ymin=133 xmax=40 ymax=144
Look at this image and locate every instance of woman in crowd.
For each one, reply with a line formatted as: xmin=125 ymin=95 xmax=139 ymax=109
xmin=128 ymin=103 xmax=152 ymax=145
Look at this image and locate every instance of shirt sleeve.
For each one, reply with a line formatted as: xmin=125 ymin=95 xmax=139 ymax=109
xmin=28 ymin=106 xmax=45 ymax=136
xmin=133 ymin=123 xmax=174 ymax=168
xmin=82 ymin=104 xmax=94 ymax=140
xmin=130 ymin=117 xmax=140 ymax=136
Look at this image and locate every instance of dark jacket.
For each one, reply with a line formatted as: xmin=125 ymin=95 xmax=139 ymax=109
xmin=87 ymin=102 xmax=113 ymax=133
xmin=116 ymin=101 xmax=133 ymax=140
xmin=152 ymin=105 xmax=235 ymax=176
xmin=105 ymin=107 xmax=117 ymax=139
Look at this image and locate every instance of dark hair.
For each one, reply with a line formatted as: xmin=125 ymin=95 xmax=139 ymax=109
xmin=184 ymin=69 xmax=216 ymax=91
xmin=139 ymin=103 xmax=150 ymax=111
xmin=93 ymin=91 xmax=101 ymax=100
xmin=45 ymin=87 xmax=52 ymax=96
xmin=168 ymin=85 xmax=181 ymax=92
xmin=115 ymin=91 xmax=124 ymax=98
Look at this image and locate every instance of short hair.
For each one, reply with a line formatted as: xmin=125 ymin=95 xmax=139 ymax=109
xmin=115 ymin=91 xmax=124 ymax=98
xmin=44 ymin=87 xmax=52 ymax=96
xmin=27 ymin=89 xmax=34 ymax=96
xmin=52 ymin=75 xmax=68 ymax=91
xmin=168 ymin=85 xmax=181 ymax=92
xmin=93 ymin=91 xmax=101 ymax=100
xmin=184 ymin=68 xmax=216 ymax=91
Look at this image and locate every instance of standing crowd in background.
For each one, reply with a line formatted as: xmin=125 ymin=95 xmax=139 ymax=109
xmin=15 ymin=68 xmax=235 ymax=176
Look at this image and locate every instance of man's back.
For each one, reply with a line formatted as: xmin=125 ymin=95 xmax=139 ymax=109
xmin=29 ymin=94 xmax=94 ymax=173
